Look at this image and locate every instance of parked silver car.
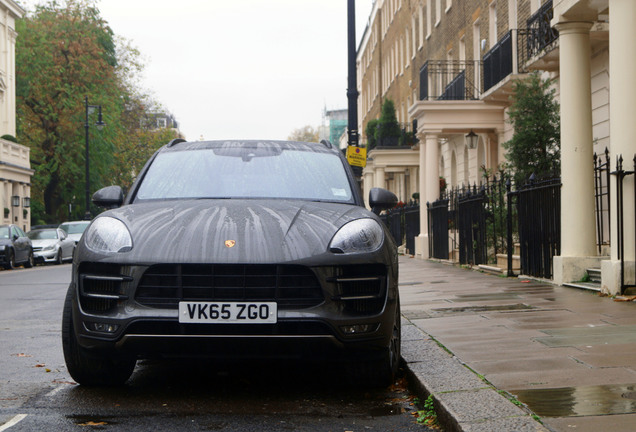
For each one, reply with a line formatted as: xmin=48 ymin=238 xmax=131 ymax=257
xmin=58 ymin=221 xmax=90 ymax=245
xmin=28 ymin=228 xmax=75 ymax=264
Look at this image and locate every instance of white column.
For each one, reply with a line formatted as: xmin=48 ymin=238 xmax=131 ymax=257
xmin=415 ymin=133 xmax=439 ymax=259
xmin=552 ymin=21 xmax=598 ymax=285
xmin=374 ymin=167 xmax=386 ymax=190
xmin=602 ymin=0 xmax=636 ymax=294
xmin=425 ymin=134 xmax=440 ymax=205
xmin=415 ymin=138 xmax=427 ymax=258
xmin=363 ymin=171 xmax=374 ymax=209
xmin=410 ymin=166 xmax=419 ymax=202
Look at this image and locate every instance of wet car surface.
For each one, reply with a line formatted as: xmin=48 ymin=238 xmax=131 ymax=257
xmin=63 ymin=140 xmax=400 ymax=387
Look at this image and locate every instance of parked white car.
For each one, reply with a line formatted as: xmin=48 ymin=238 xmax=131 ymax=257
xmin=28 ymin=228 xmax=75 ymax=264
xmin=58 ymin=221 xmax=90 ymax=245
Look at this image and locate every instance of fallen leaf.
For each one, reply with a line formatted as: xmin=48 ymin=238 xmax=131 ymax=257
xmin=45 ymin=369 xmax=51 ymax=373
xmin=52 ymin=380 xmax=76 ymax=385
xmin=77 ymin=421 xmax=108 ymax=426
xmin=12 ymin=353 xmax=32 ymax=357
xmin=520 ymin=280 xmax=530 ymax=283
xmin=613 ymin=296 xmax=636 ymax=302
xmin=35 ymin=364 xmax=45 ymax=368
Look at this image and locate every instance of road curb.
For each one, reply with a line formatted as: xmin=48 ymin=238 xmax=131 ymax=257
xmin=401 ymin=318 xmax=550 ymax=432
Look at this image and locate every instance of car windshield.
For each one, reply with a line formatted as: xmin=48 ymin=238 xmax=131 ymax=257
xmin=60 ymin=222 xmax=90 ymax=234
xmin=28 ymin=230 xmax=58 ymax=240
xmin=135 ymin=145 xmax=354 ymax=202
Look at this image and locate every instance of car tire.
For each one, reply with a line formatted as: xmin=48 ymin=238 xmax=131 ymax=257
xmin=24 ymin=250 xmax=34 ymax=268
xmin=56 ymin=250 xmax=63 ymax=265
xmin=4 ymin=250 xmax=15 ymax=270
xmin=61 ymin=285 xmax=136 ymax=386
xmin=346 ymin=296 xmax=401 ymax=388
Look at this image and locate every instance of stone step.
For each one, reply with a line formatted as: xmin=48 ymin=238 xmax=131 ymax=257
xmin=564 ymin=281 xmax=601 ymax=292
xmin=587 ymin=268 xmax=601 ymax=283
xmin=496 ymin=253 xmax=520 ymax=271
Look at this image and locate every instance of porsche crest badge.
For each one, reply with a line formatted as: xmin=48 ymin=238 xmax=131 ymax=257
xmin=224 ymin=240 xmax=236 ymax=248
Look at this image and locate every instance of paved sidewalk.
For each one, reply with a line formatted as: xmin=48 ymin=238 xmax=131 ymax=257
xmin=398 ymin=256 xmax=636 ymax=432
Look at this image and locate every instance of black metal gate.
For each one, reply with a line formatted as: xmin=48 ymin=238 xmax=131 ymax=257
xmin=427 ymin=199 xmax=449 ymax=259
xmin=510 ymin=176 xmax=561 ymax=278
xmin=457 ymin=188 xmax=487 ymax=265
xmin=404 ymin=205 xmax=420 ymax=255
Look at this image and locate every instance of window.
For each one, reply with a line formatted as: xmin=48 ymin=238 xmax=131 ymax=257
xmin=419 ymin=4 xmax=425 ymax=47
xmin=412 ymin=16 xmax=417 ymax=55
xmin=426 ymin=0 xmax=432 ymax=38
xmin=530 ymin=0 xmax=540 ymax=14
xmin=508 ymin=0 xmax=517 ymax=30
xmin=435 ymin=0 xmax=441 ymax=26
xmin=405 ymin=29 xmax=411 ymax=65
xmin=489 ymin=1 xmax=497 ymax=49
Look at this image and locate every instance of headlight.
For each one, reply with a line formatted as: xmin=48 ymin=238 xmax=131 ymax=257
xmin=84 ymin=217 xmax=132 ymax=253
xmin=42 ymin=244 xmax=55 ymax=251
xmin=329 ymin=218 xmax=384 ymax=254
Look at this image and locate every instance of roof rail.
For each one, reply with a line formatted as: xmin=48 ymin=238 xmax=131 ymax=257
xmin=320 ymin=139 xmax=332 ymax=149
xmin=167 ymin=138 xmax=187 ymax=148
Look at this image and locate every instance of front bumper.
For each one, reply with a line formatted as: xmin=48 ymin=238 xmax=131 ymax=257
xmin=34 ymin=249 xmax=57 ymax=263
xmin=71 ymin=260 xmax=398 ymax=361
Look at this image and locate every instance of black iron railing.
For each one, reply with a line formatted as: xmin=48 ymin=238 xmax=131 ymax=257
xmin=611 ymin=155 xmax=635 ymax=294
xmin=526 ymin=0 xmax=558 ymax=58
xmin=380 ymin=202 xmax=420 ymax=255
xmin=483 ymin=32 xmax=513 ymax=92
xmin=594 ymin=148 xmax=611 ymax=253
xmin=419 ymin=60 xmax=482 ymax=101
xmin=427 ymin=199 xmax=449 ymax=259
xmin=509 ymin=175 xmax=561 ymax=279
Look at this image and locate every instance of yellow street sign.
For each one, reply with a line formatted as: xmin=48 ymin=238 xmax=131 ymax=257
xmin=346 ymin=146 xmax=367 ymax=167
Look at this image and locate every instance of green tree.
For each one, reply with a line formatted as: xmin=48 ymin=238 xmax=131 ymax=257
xmin=376 ymin=99 xmax=401 ymax=146
xmin=288 ymin=125 xmax=319 ymax=143
xmin=365 ymin=118 xmax=379 ymax=149
xmin=504 ymin=73 xmax=560 ymax=184
xmin=16 ymin=0 xmax=176 ymax=222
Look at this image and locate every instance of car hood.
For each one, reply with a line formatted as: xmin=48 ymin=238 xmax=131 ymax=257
xmin=89 ymin=199 xmax=380 ymax=264
xmin=31 ymin=239 xmax=57 ymax=248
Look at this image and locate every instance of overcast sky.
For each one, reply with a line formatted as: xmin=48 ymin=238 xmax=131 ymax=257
xmin=25 ymin=0 xmax=372 ymax=141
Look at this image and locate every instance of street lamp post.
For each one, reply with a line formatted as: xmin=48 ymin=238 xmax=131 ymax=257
xmin=84 ymin=96 xmax=105 ymax=220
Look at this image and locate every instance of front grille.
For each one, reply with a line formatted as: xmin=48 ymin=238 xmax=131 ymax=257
xmin=32 ymin=247 xmax=42 ymax=252
xmin=78 ymin=263 xmax=131 ymax=314
xmin=135 ymin=264 xmax=324 ymax=310
xmin=329 ymin=264 xmax=387 ymax=314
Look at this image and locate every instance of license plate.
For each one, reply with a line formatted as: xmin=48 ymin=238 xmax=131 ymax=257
xmin=178 ymin=302 xmax=277 ymax=324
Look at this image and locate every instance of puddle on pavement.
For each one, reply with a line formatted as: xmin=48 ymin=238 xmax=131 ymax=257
xmin=452 ymin=293 xmax=520 ymax=301
xmin=430 ymin=303 xmax=533 ymax=315
xmin=511 ymin=384 xmax=636 ymax=417
xmin=535 ymin=324 xmax=636 ymax=347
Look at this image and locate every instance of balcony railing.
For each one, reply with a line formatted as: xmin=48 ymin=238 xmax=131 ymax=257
xmin=419 ymin=60 xmax=482 ymax=101
xmin=483 ymin=32 xmax=513 ymax=92
xmin=525 ymin=0 xmax=558 ymax=58
xmin=418 ymin=1 xmax=558 ymax=101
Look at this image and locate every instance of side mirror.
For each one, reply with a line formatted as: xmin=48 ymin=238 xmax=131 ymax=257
xmin=92 ymin=186 xmax=124 ymax=209
xmin=369 ymin=187 xmax=398 ymax=215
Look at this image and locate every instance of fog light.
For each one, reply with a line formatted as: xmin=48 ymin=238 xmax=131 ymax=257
xmin=86 ymin=322 xmax=119 ymax=333
xmin=340 ymin=323 xmax=378 ymax=334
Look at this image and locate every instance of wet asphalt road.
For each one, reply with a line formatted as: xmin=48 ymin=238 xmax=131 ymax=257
xmin=0 ymin=264 xmax=431 ymax=431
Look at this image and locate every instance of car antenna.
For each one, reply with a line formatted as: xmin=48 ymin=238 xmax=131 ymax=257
xmin=167 ymin=138 xmax=187 ymax=148
xmin=320 ymin=139 xmax=332 ymax=149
